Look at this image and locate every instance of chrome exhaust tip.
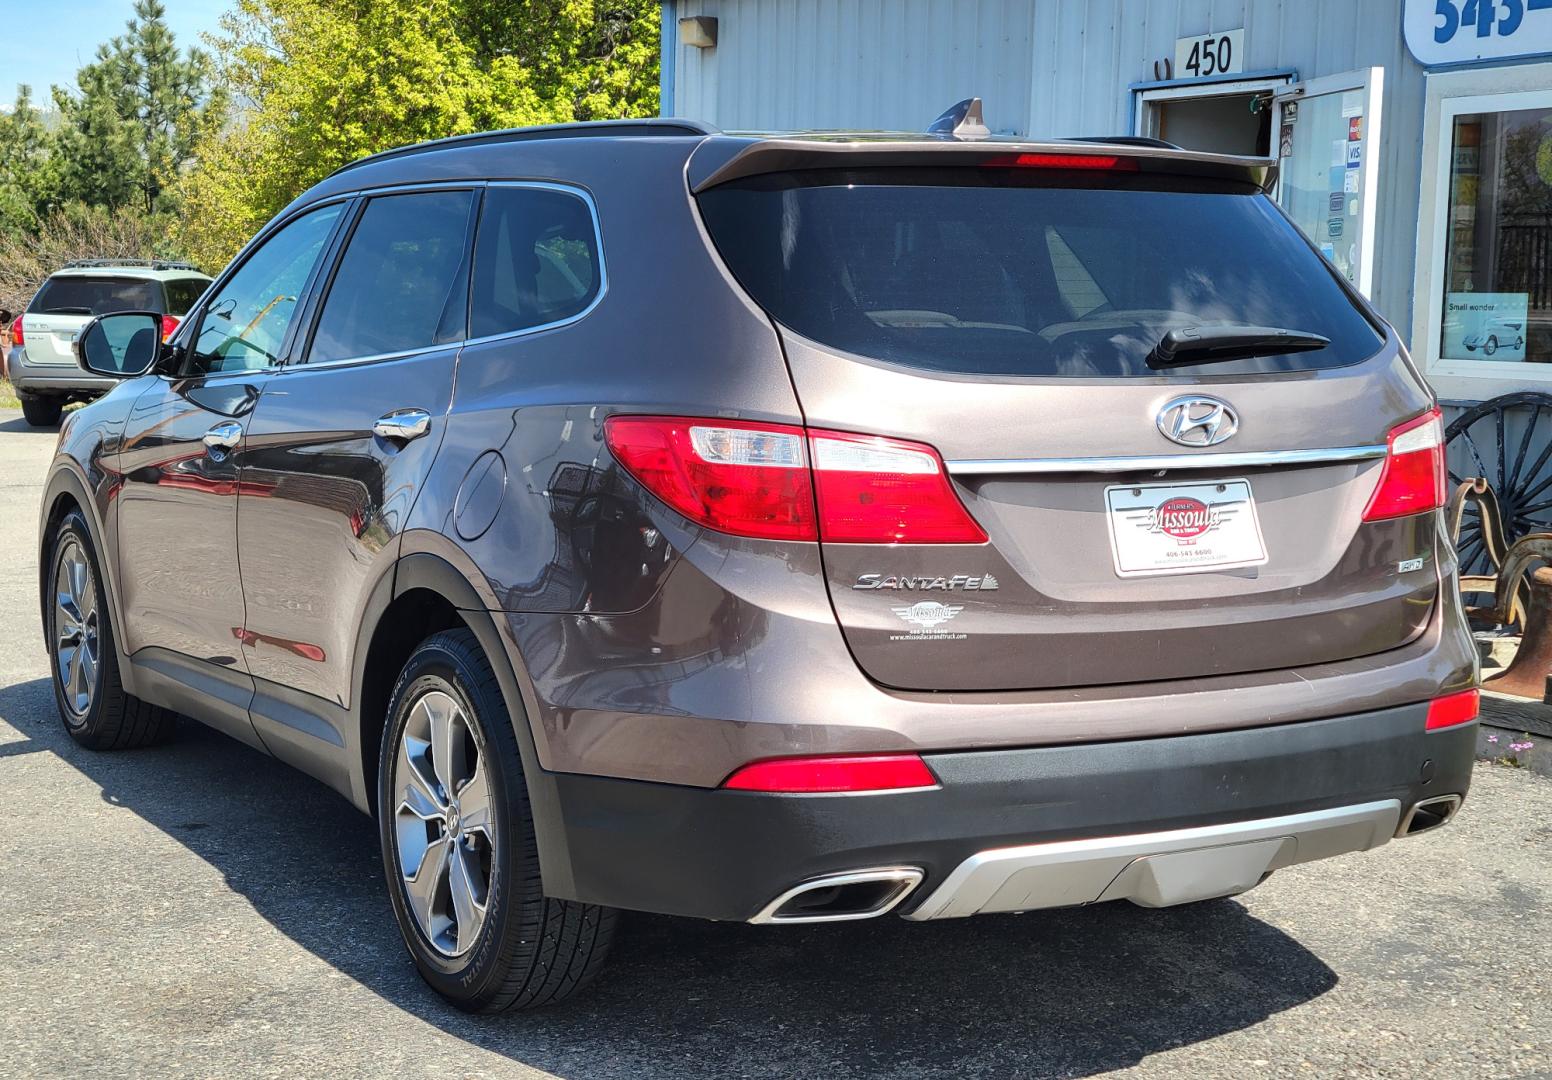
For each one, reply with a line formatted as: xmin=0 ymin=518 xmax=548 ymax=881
xmin=749 ymin=867 xmax=925 ymax=924
xmin=1396 ymin=794 xmax=1463 ymax=838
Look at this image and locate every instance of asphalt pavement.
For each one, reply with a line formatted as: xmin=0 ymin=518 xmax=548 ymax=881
xmin=0 ymin=406 xmax=1549 ymax=1079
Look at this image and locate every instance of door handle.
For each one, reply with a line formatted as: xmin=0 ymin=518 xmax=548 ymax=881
xmin=373 ymin=408 xmax=432 ymax=444
xmin=202 ymin=421 xmax=243 ymax=453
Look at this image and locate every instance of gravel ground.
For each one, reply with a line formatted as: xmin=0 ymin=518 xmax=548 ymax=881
xmin=1 ymin=407 xmax=1549 ymax=1079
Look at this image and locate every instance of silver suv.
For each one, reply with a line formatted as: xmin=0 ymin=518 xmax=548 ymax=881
xmin=10 ymin=260 xmax=211 ymax=426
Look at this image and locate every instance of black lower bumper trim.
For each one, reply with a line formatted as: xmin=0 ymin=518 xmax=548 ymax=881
xmin=542 ymin=704 xmax=1476 ymax=922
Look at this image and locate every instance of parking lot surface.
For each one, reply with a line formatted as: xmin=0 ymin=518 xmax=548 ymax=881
xmin=1 ymin=407 xmax=1549 ymax=1079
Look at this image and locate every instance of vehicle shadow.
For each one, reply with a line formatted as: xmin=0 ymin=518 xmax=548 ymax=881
xmin=0 ymin=677 xmax=1338 ymax=1078
xmin=0 ymin=414 xmax=56 ymax=433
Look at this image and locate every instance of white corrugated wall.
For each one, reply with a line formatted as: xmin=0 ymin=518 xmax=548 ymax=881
xmin=666 ymin=0 xmax=1429 ymax=337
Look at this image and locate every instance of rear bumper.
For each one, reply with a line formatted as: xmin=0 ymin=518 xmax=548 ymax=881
xmin=540 ymin=703 xmax=1476 ymax=922
xmin=8 ymin=346 xmax=114 ymax=396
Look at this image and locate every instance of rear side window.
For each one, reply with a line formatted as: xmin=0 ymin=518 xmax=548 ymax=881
xmin=309 ymin=190 xmax=474 ymax=363
xmin=470 ymin=185 xmax=601 ymax=339
xmin=29 ymin=276 xmax=160 ymax=316
xmin=697 ymin=170 xmax=1385 ymax=378
xmin=163 ymin=277 xmax=208 ymax=315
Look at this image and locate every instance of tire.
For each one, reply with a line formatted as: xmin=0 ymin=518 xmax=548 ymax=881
xmin=20 ymin=393 xmax=63 ymax=427
xmin=44 ymin=509 xmax=176 ymax=750
xmin=1485 ymin=336 xmax=1498 ymax=356
xmin=378 ymin=627 xmax=618 ymax=1012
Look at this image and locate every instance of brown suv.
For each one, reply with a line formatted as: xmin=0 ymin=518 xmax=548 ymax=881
xmin=41 ymin=118 xmax=1478 ymax=1012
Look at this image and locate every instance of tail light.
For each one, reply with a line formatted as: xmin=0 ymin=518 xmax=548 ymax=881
xmin=602 ymin=416 xmax=985 ymax=544
xmin=1425 ymin=688 xmax=1479 ymax=731
xmin=160 ymin=314 xmax=180 ymax=341
xmin=1362 ymin=407 xmax=1446 ymax=522
xmin=722 ymin=753 xmax=938 ymax=793
xmin=10 ymin=316 xmax=22 ymax=348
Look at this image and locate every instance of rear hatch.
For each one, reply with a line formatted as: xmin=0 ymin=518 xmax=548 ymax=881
xmin=694 ymin=142 xmax=1440 ymax=692
xmin=23 ymin=275 xmax=163 ymax=365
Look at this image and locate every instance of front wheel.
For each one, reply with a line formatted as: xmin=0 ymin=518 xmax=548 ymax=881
xmin=1485 ymin=336 xmax=1499 ymax=356
xmin=378 ymin=628 xmax=618 ymax=1012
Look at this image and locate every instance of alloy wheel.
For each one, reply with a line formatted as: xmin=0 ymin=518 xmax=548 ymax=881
xmin=392 ymin=689 xmax=497 ymax=957
xmin=54 ymin=538 xmax=100 ymax=718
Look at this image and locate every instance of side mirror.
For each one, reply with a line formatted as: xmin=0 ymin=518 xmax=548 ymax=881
xmin=74 ymin=311 xmax=163 ymax=379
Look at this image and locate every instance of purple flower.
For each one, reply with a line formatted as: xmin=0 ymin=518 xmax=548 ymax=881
xmin=1487 ymin=734 xmax=1499 ymax=744
xmin=1510 ymin=741 xmax=1534 ymax=752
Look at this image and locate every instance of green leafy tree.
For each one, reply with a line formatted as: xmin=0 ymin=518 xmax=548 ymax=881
xmin=177 ymin=0 xmax=658 ymax=268
xmin=52 ymin=0 xmax=224 ymax=216
xmin=0 ymin=86 xmax=57 ymax=229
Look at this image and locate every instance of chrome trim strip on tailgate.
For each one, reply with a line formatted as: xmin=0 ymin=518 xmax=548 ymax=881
xmin=944 ymin=444 xmax=1388 ymax=476
xmin=904 ymin=799 xmax=1401 ymax=920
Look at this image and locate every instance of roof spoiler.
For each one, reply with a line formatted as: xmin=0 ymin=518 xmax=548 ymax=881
xmin=687 ymin=136 xmax=1278 ymax=193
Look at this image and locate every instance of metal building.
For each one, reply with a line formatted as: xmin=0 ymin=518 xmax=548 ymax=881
xmin=660 ymin=0 xmax=1552 ymax=412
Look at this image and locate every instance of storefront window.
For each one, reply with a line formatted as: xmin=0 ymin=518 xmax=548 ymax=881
xmin=1440 ymin=107 xmax=1552 ymax=365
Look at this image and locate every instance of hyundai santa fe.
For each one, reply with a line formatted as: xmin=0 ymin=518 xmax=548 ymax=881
xmin=41 ymin=117 xmax=1479 ymax=1012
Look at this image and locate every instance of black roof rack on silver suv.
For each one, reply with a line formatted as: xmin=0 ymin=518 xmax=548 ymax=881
xmin=63 ymin=258 xmax=203 ymax=272
xmin=328 ymin=118 xmax=721 ymax=179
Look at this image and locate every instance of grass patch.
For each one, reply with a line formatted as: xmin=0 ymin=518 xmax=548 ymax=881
xmin=0 ymin=377 xmax=18 ymax=409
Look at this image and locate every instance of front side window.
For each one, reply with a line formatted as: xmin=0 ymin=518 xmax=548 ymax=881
xmin=188 ymin=203 xmax=344 ymax=375
xmin=1440 ymin=107 xmax=1552 ymax=366
xmin=470 ymin=186 xmax=601 ymax=339
xmin=308 ymin=190 xmax=474 ymax=363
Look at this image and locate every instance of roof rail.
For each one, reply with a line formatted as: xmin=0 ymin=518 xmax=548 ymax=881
xmin=63 ymin=258 xmax=203 ymax=272
xmin=1063 ymin=135 xmax=1182 ymax=150
xmin=327 ymin=118 xmax=720 ymax=179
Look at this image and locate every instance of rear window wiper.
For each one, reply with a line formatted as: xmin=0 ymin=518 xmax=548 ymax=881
xmin=1146 ymin=324 xmax=1330 ymax=369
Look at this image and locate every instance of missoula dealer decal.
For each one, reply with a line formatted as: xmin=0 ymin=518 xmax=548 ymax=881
xmin=1149 ymin=496 xmax=1221 ymax=539
xmin=889 ymin=600 xmax=967 ymax=641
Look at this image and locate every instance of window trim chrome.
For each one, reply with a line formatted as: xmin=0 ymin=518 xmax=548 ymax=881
xmin=944 ymin=443 xmax=1389 ymax=476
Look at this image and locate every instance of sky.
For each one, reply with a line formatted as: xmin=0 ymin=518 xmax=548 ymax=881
xmin=0 ymin=0 xmax=228 ymax=109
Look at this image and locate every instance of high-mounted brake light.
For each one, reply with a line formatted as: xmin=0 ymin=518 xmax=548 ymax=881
xmin=604 ymin=416 xmax=987 ymax=545
xmin=721 ymin=753 xmax=938 ymax=793
xmin=1362 ymin=408 xmax=1447 ymax=522
xmin=1425 ymin=689 xmax=1479 ymax=731
xmin=982 ymin=152 xmax=1139 ymax=172
xmin=160 ymin=314 xmax=180 ymax=342
xmin=10 ymin=315 xmax=22 ymax=348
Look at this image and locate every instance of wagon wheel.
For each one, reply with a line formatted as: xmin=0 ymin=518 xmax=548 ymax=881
xmin=1444 ymin=392 xmax=1552 ymax=578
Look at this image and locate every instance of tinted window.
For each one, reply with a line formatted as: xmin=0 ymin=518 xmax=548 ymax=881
xmin=188 ymin=202 xmax=343 ymax=375
xmin=697 ymin=170 xmax=1385 ymax=378
xmin=163 ymin=277 xmax=209 ymax=315
xmin=470 ymin=186 xmax=600 ymax=339
xmin=309 ymin=191 xmax=473 ymax=363
xmin=30 ymin=277 xmax=159 ymax=316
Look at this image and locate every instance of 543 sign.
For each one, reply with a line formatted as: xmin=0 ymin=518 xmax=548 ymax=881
xmin=1174 ymin=29 xmax=1245 ymax=79
xmin=1404 ymin=0 xmax=1552 ymax=64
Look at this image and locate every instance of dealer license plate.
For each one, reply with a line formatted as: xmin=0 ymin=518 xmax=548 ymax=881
xmin=1104 ymin=479 xmax=1268 ymax=578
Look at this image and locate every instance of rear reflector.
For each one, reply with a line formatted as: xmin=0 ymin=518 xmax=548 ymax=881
xmin=1426 ymin=688 xmax=1480 ymax=731
xmin=1362 ymin=407 xmax=1447 ymax=522
xmin=603 ymin=416 xmax=986 ymax=544
xmin=982 ymin=152 xmax=1139 ymax=172
xmin=722 ymin=754 xmax=938 ymax=793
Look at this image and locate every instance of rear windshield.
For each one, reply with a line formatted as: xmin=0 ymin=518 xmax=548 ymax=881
xmin=29 ymin=276 xmax=161 ymax=316
xmin=697 ymin=170 xmax=1385 ymax=378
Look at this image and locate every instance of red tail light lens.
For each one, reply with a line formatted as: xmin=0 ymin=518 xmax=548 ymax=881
xmin=604 ymin=416 xmax=987 ymax=545
xmin=603 ymin=416 xmax=817 ymax=541
xmin=1362 ymin=408 xmax=1447 ymax=522
xmin=160 ymin=314 xmax=180 ymax=341
xmin=722 ymin=753 xmax=938 ymax=793
xmin=982 ymin=152 xmax=1139 ymax=171
xmin=810 ymin=430 xmax=986 ymax=544
xmin=10 ymin=315 xmax=22 ymax=348
xmin=1426 ymin=688 xmax=1479 ymax=731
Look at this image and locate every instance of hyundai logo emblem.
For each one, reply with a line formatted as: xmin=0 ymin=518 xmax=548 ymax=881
xmin=1156 ymin=396 xmax=1239 ymax=447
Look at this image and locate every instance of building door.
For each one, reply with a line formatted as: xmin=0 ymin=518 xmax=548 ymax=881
xmin=1135 ymin=76 xmax=1289 ymax=157
xmin=1272 ymin=68 xmax=1385 ymax=298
